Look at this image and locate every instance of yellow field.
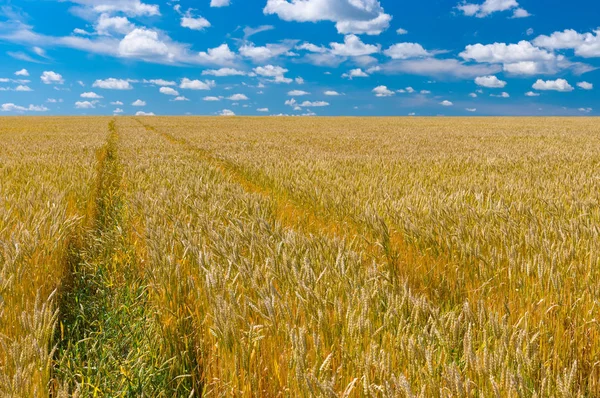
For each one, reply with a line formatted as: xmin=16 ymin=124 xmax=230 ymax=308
xmin=1 ymin=117 xmax=599 ymax=396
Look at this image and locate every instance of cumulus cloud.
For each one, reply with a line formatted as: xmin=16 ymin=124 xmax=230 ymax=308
xmin=219 ymin=109 xmax=235 ymax=116
xmin=288 ymin=90 xmax=310 ymax=96
xmin=159 ymin=86 xmax=179 ymax=95
xmin=144 ymin=79 xmax=176 ymax=86
xmin=330 ymin=34 xmax=379 ymax=56
xmin=457 ymin=0 xmax=529 ymax=18
xmin=75 ymin=101 xmax=96 ymax=109
xmin=15 ymin=68 xmax=29 ymax=76
xmin=263 ymin=0 xmax=392 ymax=35
xmin=67 ymin=0 xmax=160 ymax=17
xmin=15 ymin=85 xmax=32 ymax=91
xmin=490 ymin=91 xmax=510 ymax=97
xmin=41 ymin=71 xmax=64 ymax=84
xmin=197 ymin=44 xmax=236 ymax=65
xmin=81 ymin=91 xmax=103 ymax=98
xmin=136 ymin=111 xmax=155 ymax=116
xmin=239 ymin=41 xmax=296 ymax=62
xmin=342 ymin=68 xmax=369 ymax=79
xmin=211 ymin=0 xmax=230 ymax=7
xmin=372 ymin=85 xmax=394 ymax=97
xmin=227 ymin=94 xmax=249 ymax=100
xmin=324 ymin=90 xmax=341 ymax=96
xmin=376 ymin=58 xmax=501 ymax=79
xmin=525 ymin=91 xmax=540 ymax=97
xmin=466 ymin=108 xmax=477 ymax=112
xmin=202 ymin=68 xmax=247 ymax=76
xmin=397 ymin=28 xmax=408 ymax=35
xmin=533 ymin=29 xmax=600 ymax=58
xmin=93 ymin=78 xmax=133 ymax=89
xmin=95 ymin=13 xmax=135 ymax=35
xmin=253 ymin=65 xmax=295 ymax=83
xmin=532 ymin=79 xmax=574 ymax=92
xmin=257 ymin=107 xmax=269 ymax=112
xmin=383 ymin=43 xmax=431 ymax=59
xmin=172 ymin=96 xmax=189 ymax=101
xmin=203 ymin=96 xmax=221 ymax=101
xmin=180 ymin=78 xmax=215 ymax=90
xmin=132 ymin=99 xmax=147 ymax=106
xmin=180 ymin=10 xmax=211 ymax=31
xmin=1 ymin=103 xmax=48 ymax=112
xmin=440 ymin=100 xmax=453 ymax=106
xmin=474 ymin=75 xmax=506 ymax=88
xmin=577 ymin=81 xmax=593 ymax=90
xmin=113 ymin=108 xmax=123 ymax=113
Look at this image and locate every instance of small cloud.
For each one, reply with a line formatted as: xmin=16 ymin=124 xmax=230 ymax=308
xmin=113 ymin=108 xmax=124 ymax=113
xmin=532 ymin=79 xmax=574 ymax=92
xmin=111 ymin=101 xmax=124 ymax=105
xmin=525 ymin=91 xmax=540 ymax=97
xmin=396 ymin=28 xmax=408 ymax=35
xmin=160 ymin=87 xmax=180 ymax=96
xmin=288 ymin=90 xmax=310 ymax=96
xmin=203 ymin=96 xmax=221 ymax=101
xmin=342 ymin=68 xmax=369 ymax=79
xmin=15 ymin=85 xmax=33 ymax=92
xmin=93 ymin=78 xmax=132 ymax=90
xmin=227 ymin=94 xmax=249 ymax=101
xmin=41 ymin=71 xmax=64 ymax=85
xmin=81 ymin=92 xmax=103 ymax=99
xmin=490 ymin=92 xmax=510 ymax=98
xmin=132 ymin=99 xmax=146 ymax=106
xmin=15 ymin=69 xmax=29 ymax=77
xmin=372 ymin=85 xmax=394 ymax=97
xmin=475 ymin=75 xmax=507 ymax=88
xmin=75 ymin=101 xmax=95 ymax=109
xmin=577 ymin=81 xmax=593 ymax=90
xmin=324 ymin=91 xmax=342 ymax=96
xmin=219 ymin=109 xmax=235 ymax=116
xmin=257 ymin=108 xmax=269 ymax=112
xmin=136 ymin=111 xmax=155 ymax=116
xmin=466 ymin=108 xmax=477 ymax=112
xmin=440 ymin=100 xmax=453 ymax=106
xmin=172 ymin=96 xmax=189 ymax=101
xmin=526 ymin=28 xmax=534 ymax=36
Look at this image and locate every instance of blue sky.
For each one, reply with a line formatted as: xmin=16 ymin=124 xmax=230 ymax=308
xmin=0 ymin=0 xmax=598 ymax=116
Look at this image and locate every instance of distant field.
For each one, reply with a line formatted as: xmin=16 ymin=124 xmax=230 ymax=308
xmin=1 ymin=117 xmax=599 ymax=396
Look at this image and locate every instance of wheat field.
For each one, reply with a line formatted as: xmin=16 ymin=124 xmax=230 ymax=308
xmin=1 ymin=116 xmax=599 ymax=397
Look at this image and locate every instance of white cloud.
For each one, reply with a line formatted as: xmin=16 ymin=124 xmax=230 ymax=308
xmin=469 ymin=92 xmax=478 ymax=98
xmin=219 ymin=109 xmax=235 ymax=116
xmin=41 ymin=71 xmax=64 ymax=84
xmin=253 ymin=65 xmax=288 ymax=77
xmin=211 ymin=0 xmax=230 ymax=7
xmin=532 ymin=79 xmax=574 ymax=92
xmin=118 ymin=28 xmax=170 ymax=59
xmin=474 ymin=75 xmax=506 ymax=88
xmin=263 ymin=0 xmax=392 ymax=35
xmin=172 ymin=96 xmax=189 ymax=101
xmin=160 ymin=86 xmax=179 ymax=95
xmin=342 ymin=68 xmax=369 ymax=79
xmin=578 ymin=107 xmax=592 ymax=113
xmin=113 ymin=108 xmax=124 ymax=113
xmin=526 ymin=28 xmax=534 ymax=36
xmin=440 ymin=100 xmax=453 ymax=106
xmin=288 ymin=90 xmax=310 ymax=96
xmin=239 ymin=41 xmax=296 ymax=62
xmin=202 ymin=68 xmax=247 ymax=76
xmin=145 ymin=79 xmax=176 ymax=86
xmin=111 ymin=101 xmax=124 ymax=105
xmin=181 ymin=12 xmax=211 ymax=31
xmin=1 ymin=103 xmax=48 ymax=112
xmin=257 ymin=107 xmax=269 ymax=112
xmin=525 ymin=91 xmax=539 ymax=97
xmin=93 ymin=78 xmax=133 ymax=90
xmin=300 ymin=100 xmax=329 ymax=107
xmin=490 ymin=91 xmax=510 ymax=97
xmin=372 ymin=85 xmax=394 ymax=97
xmin=95 ymin=13 xmax=135 ymax=35
xmin=377 ymin=58 xmax=501 ymax=79
xmin=396 ymin=28 xmax=408 ymax=35
xmin=132 ymin=99 xmax=147 ymax=106
xmin=136 ymin=111 xmax=155 ymax=116
xmin=68 ymin=0 xmax=160 ymax=17
xmin=577 ymin=81 xmax=593 ymax=90
xmin=81 ymin=91 xmax=103 ymax=98
xmin=180 ymin=78 xmax=215 ymax=90
xmin=15 ymin=85 xmax=32 ymax=91
xmin=203 ymin=96 xmax=221 ymax=101
xmin=75 ymin=101 xmax=95 ymax=109
xmin=228 ymin=94 xmax=249 ymax=100
xmin=466 ymin=108 xmax=477 ymax=112
xmin=533 ymin=29 xmax=600 ymax=58
xmin=15 ymin=68 xmax=29 ymax=76
xmin=324 ymin=90 xmax=341 ymax=96
xmin=384 ymin=43 xmax=430 ymax=59
xmin=457 ymin=0 xmax=528 ymax=18
xmin=197 ymin=44 xmax=236 ymax=65
xmin=330 ymin=34 xmax=379 ymax=57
